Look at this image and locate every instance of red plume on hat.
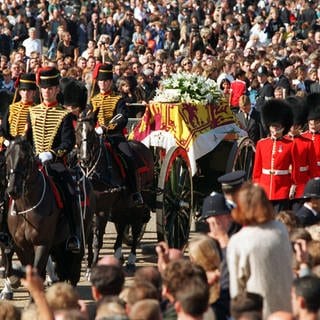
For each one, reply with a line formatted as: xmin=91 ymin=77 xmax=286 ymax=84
xmin=92 ymin=62 xmax=102 ymax=81
xmin=36 ymin=67 xmax=51 ymax=86
xmin=14 ymin=74 xmax=21 ymax=89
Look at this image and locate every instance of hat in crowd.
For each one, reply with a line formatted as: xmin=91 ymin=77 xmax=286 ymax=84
xmin=201 ymin=192 xmax=231 ymax=220
xmin=37 ymin=67 xmax=60 ymax=88
xmin=261 ymin=99 xmax=293 ymax=134
xmin=303 ymin=178 xmax=320 ymax=199
xmin=285 ymin=96 xmax=308 ymax=126
xmin=95 ymin=64 xmax=113 ymax=81
xmin=307 ymin=93 xmax=320 ymax=121
xmin=218 ymin=170 xmax=246 ymax=189
xmin=256 ymin=66 xmax=268 ymax=76
xmin=273 ymin=60 xmax=284 ymax=70
xmin=60 ymin=77 xmax=88 ymax=110
xmin=17 ymin=73 xmax=37 ymax=91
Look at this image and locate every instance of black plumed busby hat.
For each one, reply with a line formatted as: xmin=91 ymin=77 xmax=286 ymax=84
xmin=37 ymin=67 xmax=60 ymax=88
xmin=18 ymin=73 xmax=37 ymax=91
xmin=96 ymin=63 xmax=113 ymax=81
xmin=285 ymin=96 xmax=308 ymax=126
xmin=60 ymin=77 xmax=87 ymax=110
xmin=307 ymin=93 xmax=320 ymax=121
xmin=262 ymin=99 xmax=293 ymax=134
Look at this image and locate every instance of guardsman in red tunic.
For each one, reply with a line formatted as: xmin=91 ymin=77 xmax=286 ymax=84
xmin=301 ymin=93 xmax=320 ymax=177
xmin=253 ymin=99 xmax=294 ymax=211
xmin=285 ymin=96 xmax=317 ymax=210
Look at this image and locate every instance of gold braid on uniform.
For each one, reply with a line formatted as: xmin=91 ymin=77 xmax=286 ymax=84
xmin=29 ymin=104 xmax=70 ymax=155
xmin=91 ymin=93 xmax=121 ymax=127
xmin=8 ymin=102 xmax=33 ymax=137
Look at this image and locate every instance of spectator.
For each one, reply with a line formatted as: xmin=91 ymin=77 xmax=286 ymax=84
xmin=129 ymin=299 xmax=161 ymax=320
xmin=230 ymin=68 xmax=247 ymax=112
xmin=228 ymin=182 xmax=293 ymax=317
xmin=255 ymin=66 xmax=274 ymax=111
xmin=291 ymin=276 xmax=320 ymax=320
xmin=0 ymin=68 xmax=14 ymax=92
xmin=57 ymin=31 xmax=78 ymax=61
xmin=22 ymin=27 xmax=42 ymax=57
xmin=230 ymin=292 xmax=263 ymax=320
xmin=236 ymin=95 xmax=265 ymax=144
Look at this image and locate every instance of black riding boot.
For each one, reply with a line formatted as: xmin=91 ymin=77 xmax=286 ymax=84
xmin=65 ymin=197 xmax=81 ymax=254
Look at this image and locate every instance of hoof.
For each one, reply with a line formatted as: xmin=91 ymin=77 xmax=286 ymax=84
xmin=8 ymin=276 xmax=21 ymax=289
xmin=0 ymin=291 xmax=13 ymax=300
xmin=125 ymin=263 xmax=136 ymax=274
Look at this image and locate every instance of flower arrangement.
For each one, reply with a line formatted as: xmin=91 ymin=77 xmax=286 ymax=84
xmin=153 ymin=72 xmax=222 ymax=105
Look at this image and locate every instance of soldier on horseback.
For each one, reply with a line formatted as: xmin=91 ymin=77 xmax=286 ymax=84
xmin=90 ymin=63 xmax=143 ymax=206
xmin=0 ymin=73 xmax=37 ymax=248
xmin=25 ymin=67 xmax=81 ymax=253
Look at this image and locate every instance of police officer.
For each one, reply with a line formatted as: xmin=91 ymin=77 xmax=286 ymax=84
xmin=25 ymin=67 xmax=81 ymax=253
xmin=90 ymin=63 xmax=143 ymax=206
xmin=201 ymin=191 xmax=240 ymax=320
xmin=295 ymin=178 xmax=320 ymax=227
xmin=255 ymin=66 xmax=274 ymax=112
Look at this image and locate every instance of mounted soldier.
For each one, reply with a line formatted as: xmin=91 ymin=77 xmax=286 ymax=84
xmin=0 ymin=73 xmax=37 ymax=247
xmin=90 ymin=63 xmax=143 ymax=206
xmin=25 ymin=67 xmax=81 ymax=253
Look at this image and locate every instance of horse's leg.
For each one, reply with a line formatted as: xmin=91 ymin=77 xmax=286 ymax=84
xmin=114 ymin=221 xmax=125 ymax=263
xmin=46 ymin=255 xmax=59 ymax=285
xmin=126 ymin=220 xmax=143 ymax=270
xmin=0 ymin=247 xmax=14 ymax=300
xmin=92 ymin=212 xmax=108 ymax=266
xmin=85 ymin=227 xmax=93 ymax=280
xmin=34 ymin=245 xmax=50 ymax=279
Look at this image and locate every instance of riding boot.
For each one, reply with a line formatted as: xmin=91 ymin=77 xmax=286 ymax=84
xmin=65 ymin=197 xmax=81 ymax=254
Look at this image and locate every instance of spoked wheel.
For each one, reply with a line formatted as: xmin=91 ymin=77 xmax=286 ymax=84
xmin=156 ymin=146 xmax=193 ymax=249
xmin=225 ymin=136 xmax=256 ymax=179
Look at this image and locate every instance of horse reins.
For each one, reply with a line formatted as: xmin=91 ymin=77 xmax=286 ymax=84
xmin=10 ymin=170 xmax=46 ymax=216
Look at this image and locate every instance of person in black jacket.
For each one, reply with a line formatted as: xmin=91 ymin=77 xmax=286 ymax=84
xmin=236 ymin=95 xmax=266 ymax=144
xmin=255 ymin=66 xmax=274 ymax=112
xmin=295 ymin=178 xmax=320 ymax=227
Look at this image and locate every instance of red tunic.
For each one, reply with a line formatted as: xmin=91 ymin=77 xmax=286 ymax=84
xmin=301 ymin=131 xmax=320 ymax=176
xmin=286 ymin=134 xmax=318 ymax=198
xmin=253 ymin=137 xmax=294 ymax=200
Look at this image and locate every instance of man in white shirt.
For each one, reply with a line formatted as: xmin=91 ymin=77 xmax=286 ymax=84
xmin=22 ymin=27 xmax=42 ymax=57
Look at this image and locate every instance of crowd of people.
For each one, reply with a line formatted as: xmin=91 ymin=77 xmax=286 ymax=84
xmin=0 ymin=0 xmax=320 ymax=319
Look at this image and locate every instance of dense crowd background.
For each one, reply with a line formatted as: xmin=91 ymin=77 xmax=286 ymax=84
xmin=0 ymin=0 xmax=319 ymax=110
xmin=1 ymin=0 xmax=320 ymax=320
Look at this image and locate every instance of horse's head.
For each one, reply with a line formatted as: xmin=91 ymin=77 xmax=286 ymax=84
xmin=5 ymin=136 xmax=34 ymax=199
xmin=75 ymin=110 xmax=100 ymax=168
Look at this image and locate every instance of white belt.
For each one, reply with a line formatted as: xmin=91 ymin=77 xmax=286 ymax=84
xmin=262 ymin=169 xmax=289 ymax=175
xmin=299 ymin=166 xmax=309 ymax=172
xmin=317 ymin=162 xmax=320 ymax=167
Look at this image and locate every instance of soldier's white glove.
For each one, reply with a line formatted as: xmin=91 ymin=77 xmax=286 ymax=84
xmin=39 ymin=151 xmax=53 ymax=164
xmin=95 ymin=126 xmax=104 ymax=135
xmin=289 ymin=184 xmax=296 ymax=199
xmin=3 ymin=140 xmax=10 ymax=147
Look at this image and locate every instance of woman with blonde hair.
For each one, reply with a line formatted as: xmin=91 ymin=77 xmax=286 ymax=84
xmin=189 ymin=234 xmax=224 ymax=319
xmin=227 ymin=182 xmax=293 ymax=318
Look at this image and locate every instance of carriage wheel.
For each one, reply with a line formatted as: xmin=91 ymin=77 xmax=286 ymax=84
xmin=156 ymin=146 xmax=193 ymax=249
xmin=117 ymin=223 xmax=147 ymax=246
xmin=225 ymin=136 xmax=256 ymax=179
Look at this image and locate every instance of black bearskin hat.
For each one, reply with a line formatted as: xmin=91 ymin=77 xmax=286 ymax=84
xmin=307 ymin=93 xmax=320 ymax=121
xmin=285 ymin=96 xmax=307 ymax=126
xmin=60 ymin=77 xmax=87 ymax=110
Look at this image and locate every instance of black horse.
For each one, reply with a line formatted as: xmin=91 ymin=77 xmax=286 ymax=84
xmin=75 ymin=111 xmax=154 ymax=272
xmin=5 ymin=136 xmax=93 ymax=287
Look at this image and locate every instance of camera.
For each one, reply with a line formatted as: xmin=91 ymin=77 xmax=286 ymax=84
xmin=101 ymin=41 xmax=106 ymax=45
